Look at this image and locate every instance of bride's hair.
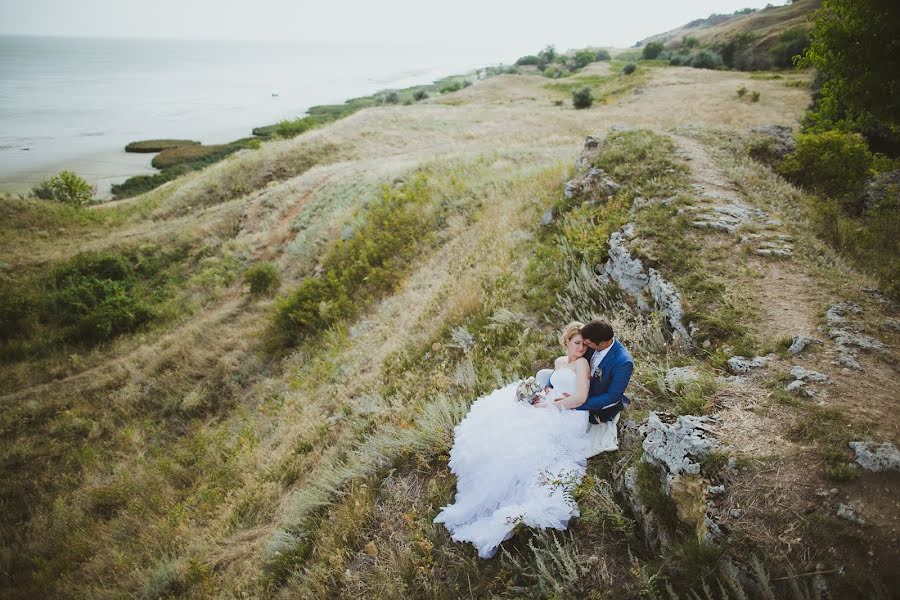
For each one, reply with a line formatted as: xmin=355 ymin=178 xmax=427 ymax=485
xmin=560 ymin=321 xmax=585 ymax=347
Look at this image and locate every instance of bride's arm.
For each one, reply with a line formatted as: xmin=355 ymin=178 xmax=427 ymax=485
xmin=554 ymin=358 xmax=590 ymax=409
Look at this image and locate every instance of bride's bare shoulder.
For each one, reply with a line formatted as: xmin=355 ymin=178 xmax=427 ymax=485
xmin=553 ymin=356 xmax=566 ymax=369
xmin=574 ymin=357 xmax=590 ymax=372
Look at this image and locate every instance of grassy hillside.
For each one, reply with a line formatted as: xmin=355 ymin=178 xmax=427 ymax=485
xmin=2 ymin=53 xmax=898 ymax=599
xmin=638 ymin=0 xmax=820 ymax=49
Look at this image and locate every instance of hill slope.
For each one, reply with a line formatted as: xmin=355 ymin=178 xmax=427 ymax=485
xmin=2 ymin=59 xmax=898 ymax=599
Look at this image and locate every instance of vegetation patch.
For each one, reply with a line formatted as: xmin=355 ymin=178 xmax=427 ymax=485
xmin=125 ymin=139 xmax=200 ymax=153
xmin=271 ymin=174 xmax=438 ymax=349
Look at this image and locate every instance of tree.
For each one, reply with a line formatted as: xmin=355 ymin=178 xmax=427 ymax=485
xmin=799 ymin=0 xmax=900 ymax=148
xmin=642 ymin=42 xmax=665 ymax=60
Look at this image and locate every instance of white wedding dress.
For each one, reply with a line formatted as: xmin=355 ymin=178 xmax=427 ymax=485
xmin=434 ymin=369 xmax=590 ymax=558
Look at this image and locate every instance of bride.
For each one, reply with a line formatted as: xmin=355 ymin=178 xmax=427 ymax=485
xmin=433 ymin=322 xmax=592 ymax=558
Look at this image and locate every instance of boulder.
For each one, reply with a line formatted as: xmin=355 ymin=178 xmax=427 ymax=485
xmin=789 ymin=366 xmax=829 ymax=383
xmin=749 ymin=124 xmax=797 ymax=161
xmin=837 ymin=503 xmax=866 ymax=526
xmin=825 ymin=302 xmax=885 ymax=370
xmin=664 ymin=366 xmax=701 ymax=390
xmin=642 ymin=413 xmax=720 ymax=483
xmin=788 ymin=335 xmax=820 ymax=355
xmin=574 ymin=134 xmax=605 ymax=170
xmin=861 ymin=169 xmax=900 ymax=212
xmin=727 ymin=355 xmax=771 ymax=375
xmin=563 ymin=167 xmax=621 ymax=203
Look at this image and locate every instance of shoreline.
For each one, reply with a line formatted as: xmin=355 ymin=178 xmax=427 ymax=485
xmin=0 ymin=38 xmax=512 ymax=200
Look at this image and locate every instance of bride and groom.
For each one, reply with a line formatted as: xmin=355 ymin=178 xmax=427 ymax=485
xmin=434 ymin=319 xmax=634 ymax=558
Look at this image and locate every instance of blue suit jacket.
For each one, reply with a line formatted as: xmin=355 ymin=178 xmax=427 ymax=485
xmin=578 ymin=339 xmax=633 ymax=413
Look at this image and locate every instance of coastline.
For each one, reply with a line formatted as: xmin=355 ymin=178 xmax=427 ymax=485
xmin=0 ymin=36 xmax=514 ymax=200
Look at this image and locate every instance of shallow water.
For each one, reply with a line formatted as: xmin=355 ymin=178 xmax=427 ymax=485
xmin=0 ymin=35 xmax=514 ymax=196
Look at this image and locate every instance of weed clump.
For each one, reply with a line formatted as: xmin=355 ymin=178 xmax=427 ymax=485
xmin=622 ymin=63 xmax=636 ymax=75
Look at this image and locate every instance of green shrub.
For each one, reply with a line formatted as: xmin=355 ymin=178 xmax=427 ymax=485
xmin=689 ymin=49 xmax=724 ymax=70
xmin=622 ymin=63 xmax=636 ymax=75
xmin=594 ymin=49 xmax=611 ymax=61
xmin=31 ymin=171 xmax=93 ymax=207
xmin=275 ymin=116 xmax=317 ymax=139
xmin=245 ymin=262 xmax=280 ymax=296
xmin=571 ymin=86 xmax=594 ymax=109
xmin=737 ymin=86 xmax=747 ymax=98
xmin=573 ymin=49 xmax=596 ymax=69
xmin=440 ymin=81 xmax=462 ymax=94
xmin=412 ymin=90 xmax=429 ymax=101
xmin=668 ymin=52 xmax=688 ymax=66
xmin=779 ymin=131 xmax=873 ymax=209
xmin=383 ymin=92 xmax=400 ymax=104
xmin=642 ymin=42 xmax=664 ymax=60
xmin=750 ymin=91 xmax=761 ymax=102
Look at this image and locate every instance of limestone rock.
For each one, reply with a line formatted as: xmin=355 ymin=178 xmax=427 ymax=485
xmin=837 ymin=503 xmax=866 ymax=526
xmin=564 ymin=167 xmax=621 ymax=203
xmin=664 ymin=366 xmax=701 ymax=390
xmin=574 ymin=134 xmax=605 ymax=170
xmin=825 ymin=302 xmax=885 ymax=371
xmin=849 ymin=441 xmax=900 ymax=472
xmin=786 ymin=379 xmax=811 ymax=396
xmin=642 ymin=412 xmax=720 ymax=483
xmin=540 ymin=209 xmax=554 ymax=226
xmin=727 ymin=355 xmax=771 ymax=375
xmin=885 ymin=317 xmax=900 ymax=332
xmin=599 ymin=226 xmax=692 ymax=346
xmin=861 ymin=169 xmax=900 ymax=212
xmin=789 ymin=366 xmax=829 ymax=383
xmin=750 ymin=124 xmax=796 ymax=160
xmin=788 ymin=335 xmax=821 ymax=355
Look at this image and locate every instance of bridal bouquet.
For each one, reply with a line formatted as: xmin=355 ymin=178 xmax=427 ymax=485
xmin=516 ymin=377 xmax=546 ymax=405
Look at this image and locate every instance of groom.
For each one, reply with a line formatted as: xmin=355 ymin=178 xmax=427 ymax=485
xmin=575 ymin=319 xmax=634 ymax=423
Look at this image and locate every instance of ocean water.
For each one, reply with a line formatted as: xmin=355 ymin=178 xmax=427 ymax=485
xmin=0 ymin=35 xmax=515 ymax=195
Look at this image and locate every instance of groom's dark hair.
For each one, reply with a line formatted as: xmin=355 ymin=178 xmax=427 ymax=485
xmin=581 ymin=320 xmax=614 ymax=343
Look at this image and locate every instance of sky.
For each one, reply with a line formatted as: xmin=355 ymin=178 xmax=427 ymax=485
xmin=0 ymin=0 xmax=789 ymax=53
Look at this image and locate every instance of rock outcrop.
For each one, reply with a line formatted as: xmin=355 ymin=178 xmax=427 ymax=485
xmin=599 ymin=224 xmax=692 ymax=346
xmin=825 ymin=302 xmax=885 ymax=370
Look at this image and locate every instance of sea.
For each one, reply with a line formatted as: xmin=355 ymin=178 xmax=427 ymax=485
xmin=0 ymin=35 xmax=519 ymax=196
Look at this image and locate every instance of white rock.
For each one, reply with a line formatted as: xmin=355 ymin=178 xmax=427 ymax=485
xmin=642 ymin=412 xmax=720 ymax=485
xmin=788 ymin=335 xmax=820 ymax=355
xmin=665 ymin=366 xmax=701 ymax=389
xmin=837 ymin=503 xmax=866 ymax=525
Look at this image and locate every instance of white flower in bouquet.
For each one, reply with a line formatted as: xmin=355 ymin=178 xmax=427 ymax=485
xmin=515 ymin=377 xmax=546 ymax=405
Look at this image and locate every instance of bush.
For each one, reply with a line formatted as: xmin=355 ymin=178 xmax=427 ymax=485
xmin=383 ymin=92 xmax=400 ymax=104
xmin=440 ymin=81 xmax=462 ymax=94
xmin=737 ymin=86 xmax=747 ymax=98
xmin=642 ymin=42 xmax=664 ymax=60
xmin=571 ymin=86 xmax=593 ymax=109
xmin=594 ymin=49 xmax=611 ymax=61
xmin=779 ymin=131 xmax=874 ymax=210
xmin=244 ymin=262 xmax=280 ymax=296
xmin=412 ymin=90 xmax=429 ymax=101
xmin=515 ymin=54 xmax=540 ymax=66
xmin=689 ymin=49 xmax=724 ymax=70
xmin=31 ymin=171 xmax=93 ymax=207
xmin=682 ymin=36 xmax=700 ymax=49
xmin=573 ymin=49 xmax=596 ymax=69
xmin=622 ymin=63 xmax=636 ymax=75
xmin=750 ymin=91 xmax=761 ymax=102
xmin=668 ymin=52 xmax=688 ymax=66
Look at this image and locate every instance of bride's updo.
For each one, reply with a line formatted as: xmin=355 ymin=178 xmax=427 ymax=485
xmin=560 ymin=321 xmax=585 ymax=348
